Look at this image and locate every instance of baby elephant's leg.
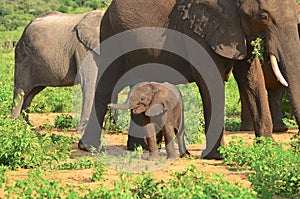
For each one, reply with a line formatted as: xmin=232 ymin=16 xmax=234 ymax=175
xmin=145 ymin=123 xmax=159 ymax=160
xmin=164 ymin=126 xmax=177 ymax=159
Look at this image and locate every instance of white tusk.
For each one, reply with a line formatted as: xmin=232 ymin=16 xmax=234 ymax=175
xmin=270 ymin=54 xmax=289 ymax=87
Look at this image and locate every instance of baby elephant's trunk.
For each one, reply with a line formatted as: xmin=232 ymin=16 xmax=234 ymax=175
xmin=107 ymin=102 xmax=129 ymax=110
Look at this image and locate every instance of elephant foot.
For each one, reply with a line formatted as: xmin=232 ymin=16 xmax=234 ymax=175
xmin=78 ymin=139 xmax=89 ymax=152
xmin=200 ymin=149 xmax=223 ymax=160
xmin=147 ymin=151 xmax=160 ymax=161
xmin=78 ymin=139 xmax=103 ymax=152
xmin=180 ymin=150 xmax=191 ymax=158
xmin=272 ymin=124 xmax=288 ymax=132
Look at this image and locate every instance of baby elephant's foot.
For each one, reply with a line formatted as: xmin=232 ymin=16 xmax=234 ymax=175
xmin=148 ymin=151 xmax=160 ymax=161
xmin=180 ymin=150 xmax=191 ymax=158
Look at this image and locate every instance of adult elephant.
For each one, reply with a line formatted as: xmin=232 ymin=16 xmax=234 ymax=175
xmin=238 ymin=17 xmax=300 ymax=132
xmin=80 ymin=0 xmax=300 ymax=160
xmin=11 ymin=10 xmax=104 ymax=132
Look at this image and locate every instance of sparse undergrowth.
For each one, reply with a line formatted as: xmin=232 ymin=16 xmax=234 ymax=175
xmin=4 ymin=165 xmax=256 ymax=199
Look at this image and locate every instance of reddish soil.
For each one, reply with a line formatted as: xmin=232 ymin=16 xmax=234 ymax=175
xmin=0 ymin=113 xmax=298 ymax=196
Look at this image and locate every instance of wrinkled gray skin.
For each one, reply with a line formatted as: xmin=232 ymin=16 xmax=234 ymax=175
xmin=11 ymin=10 xmax=103 ymax=132
xmin=238 ymin=21 xmax=300 ymax=132
xmin=238 ymin=57 xmax=288 ymax=132
xmin=108 ymin=82 xmax=190 ymax=160
xmin=80 ymin=0 xmax=300 ymax=160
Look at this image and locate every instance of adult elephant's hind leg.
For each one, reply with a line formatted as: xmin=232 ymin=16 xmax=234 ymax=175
xmin=14 ymin=86 xmax=45 ymax=125
xmin=11 ymin=88 xmax=25 ymax=120
xmin=268 ymin=87 xmax=288 ymax=132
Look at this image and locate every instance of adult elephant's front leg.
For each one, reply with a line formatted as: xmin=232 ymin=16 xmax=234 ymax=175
xmin=233 ymin=58 xmax=273 ymax=138
xmin=194 ymin=73 xmax=224 ymax=160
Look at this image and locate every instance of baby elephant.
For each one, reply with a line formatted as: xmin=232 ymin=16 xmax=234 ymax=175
xmin=108 ymin=82 xmax=190 ymax=160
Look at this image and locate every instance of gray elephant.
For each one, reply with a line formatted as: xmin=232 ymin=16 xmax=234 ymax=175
xmin=238 ymin=20 xmax=300 ymax=132
xmin=108 ymin=82 xmax=190 ymax=160
xmin=11 ymin=10 xmax=103 ymax=132
xmin=80 ymin=0 xmax=300 ymax=160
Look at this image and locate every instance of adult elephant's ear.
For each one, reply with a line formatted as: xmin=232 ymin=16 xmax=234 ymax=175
xmin=76 ymin=10 xmax=104 ymax=53
xmin=178 ymin=1 xmax=247 ymax=60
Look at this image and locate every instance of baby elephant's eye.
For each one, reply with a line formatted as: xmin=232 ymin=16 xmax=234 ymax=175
xmin=140 ymin=96 xmax=145 ymax=101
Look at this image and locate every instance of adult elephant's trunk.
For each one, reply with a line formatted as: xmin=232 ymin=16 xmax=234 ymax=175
xmin=269 ymin=30 xmax=300 ymax=129
xmin=280 ymin=56 xmax=300 ymax=128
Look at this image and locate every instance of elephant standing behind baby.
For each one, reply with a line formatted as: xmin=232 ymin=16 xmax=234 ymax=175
xmin=78 ymin=0 xmax=300 ymax=160
xmin=11 ymin=10 xmax=103 ymax=132
xmin=237 ymin=18 xmax=300 ymax=132
xmin=108 ymin=82 xmax=190 ymax=160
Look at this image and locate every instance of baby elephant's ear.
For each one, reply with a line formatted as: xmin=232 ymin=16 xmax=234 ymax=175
xmin=145 ymin=104 xmax=165 ymax=117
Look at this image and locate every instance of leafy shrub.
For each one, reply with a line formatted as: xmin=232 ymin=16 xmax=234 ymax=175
xmin=0 ymin=166 xmax=9 ymax=187
xmin=225 ymin=76 xmax=241 ymax=117
xmin=178 ymin=83 xmax=205 ymax=144
xmin=90 ymin=164 xmax=106 ymax=182
xmin=103 ymin=108 xmax=122 ymax=132
xmin=219 ymin=136 xmax=300 ymax=198
xmin=30 ymin=87 xmax=73 ymax=113
xmin=54 ymin=114 xmax=76 ymax=130
xmin=0 ymin=117 xmax=73 ymax=169
xmin=163 ymin=165 xmax=256 ymax=199
xmin=283 ymin=117 xmax=298 ymax=129
xmin=5 ymin=170 xmax=81 ymax=198
xmin=225 ymin=117 xmax=241 ymax=132
xmin=219 ymin=136 xmax=253 ymax=170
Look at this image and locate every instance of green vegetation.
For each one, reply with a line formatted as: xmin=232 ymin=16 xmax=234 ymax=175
xmin=54 ymin=113 xmax=77 ymax=130
xmin=0 ymin=0 xmax=111 ymax=32
xmin=1 ymin=1 xmax=300 ymax=198
xmin=4 ymin=166 xmax=256 ymax=199
xmin=0 ymin=116 xmax=73 ymax=169
xmin=219 ymin=136 xmax=300 ymax=198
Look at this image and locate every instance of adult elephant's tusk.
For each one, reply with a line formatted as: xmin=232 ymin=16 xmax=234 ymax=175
xmin=270 ymin=54 xmax=289 ymax=87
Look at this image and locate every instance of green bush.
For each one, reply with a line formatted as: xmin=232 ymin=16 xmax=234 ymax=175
xmin=54 ymin=114 xmax=76 ymax=130
xmin=0 ymin=166 xmax=9 ymax=187
xmin=5 ymin=170 xmax=80 ymax=198
xmin=0 ymin=117 xmax=73 ymax=169
xmin=130 ymin=165 xmax=256 ymax=199
xmin=90 ymin=164 xmax=106 ymax=182
xmin=178 ymin=83 xmax=205 ymax=144
xmin=225 ymin=117 xmax=241 ymax=132
xmin=219 ymin=136 xmax=300 ymax=198
xmin=30 ymin=87 xmax=73 ymax=113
